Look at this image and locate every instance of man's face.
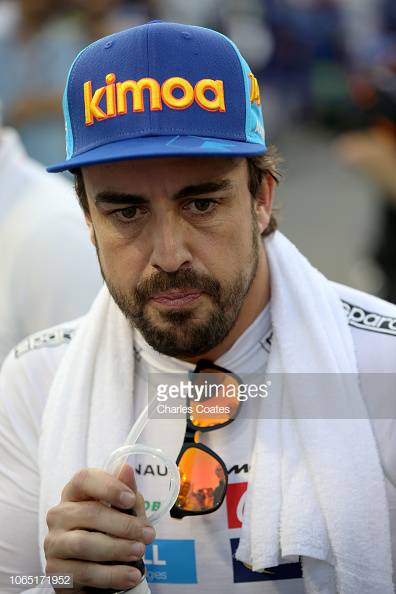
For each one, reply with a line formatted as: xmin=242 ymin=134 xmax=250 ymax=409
xmin=82 ymin=156 xmax=272 ymax=358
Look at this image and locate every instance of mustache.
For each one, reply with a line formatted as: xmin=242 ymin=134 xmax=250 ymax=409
xmin=134 ymin=268 xmax=221 ymax=305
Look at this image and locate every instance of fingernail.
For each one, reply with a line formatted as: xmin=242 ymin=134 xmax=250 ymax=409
xmin=130 ymin=542 xmax=145 ymax=557
xmin=142 ymin=526 xmax=155 ymax=544
xmin=119 ymin=491 xmax=135 ymax=508
xmin=127 ymin=568 xmax=141 ymax=584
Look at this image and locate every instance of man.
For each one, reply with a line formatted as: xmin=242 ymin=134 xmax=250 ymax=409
xmin=0 ymin=21 xmax=396 ymax=594
xmin=0 ymin=125 xmax=102 ymax=364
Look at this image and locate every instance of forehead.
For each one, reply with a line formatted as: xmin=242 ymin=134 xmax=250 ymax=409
xmin=81 ymin=156 xmax=246 ymax=196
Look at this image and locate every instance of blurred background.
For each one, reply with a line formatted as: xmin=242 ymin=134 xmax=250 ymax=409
xmin=1 ymin=0 xmax=396 ymax=301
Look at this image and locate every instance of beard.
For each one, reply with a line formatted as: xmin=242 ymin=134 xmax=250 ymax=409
xmin=95 ymin=216 xmax=260 ymax=358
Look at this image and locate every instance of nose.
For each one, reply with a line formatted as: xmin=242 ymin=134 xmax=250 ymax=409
xmin=150 ymin=212 xmax=192 ymax=273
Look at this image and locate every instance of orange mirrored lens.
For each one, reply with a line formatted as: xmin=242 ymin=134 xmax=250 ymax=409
xmin=175 ymin=448 xmax=226 ymax=512
xmin=190 ymin=370 xmax=240 ymax=428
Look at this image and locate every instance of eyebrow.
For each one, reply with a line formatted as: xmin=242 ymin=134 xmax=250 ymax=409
xmin=94 ymin=179 xmax=234 ymax=206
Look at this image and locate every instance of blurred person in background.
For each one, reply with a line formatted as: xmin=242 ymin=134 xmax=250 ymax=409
xmin=262 ymin=0 xmax=396 ymax=298
xmin=333 ymin=0 xmax=396 ymax=302
xmin=0 ymin=120 xmax=102 ymax=365
xmin=0 ymin=0 xmax=83 ymax=165
xmin=337 ymin=64 xmax=396 ymax=303
xmin=0 ymin=0 xmax=149 ymax=166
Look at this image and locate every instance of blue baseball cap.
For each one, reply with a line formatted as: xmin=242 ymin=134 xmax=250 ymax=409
xmin=47 ymin=21 xmax=267 ymax=173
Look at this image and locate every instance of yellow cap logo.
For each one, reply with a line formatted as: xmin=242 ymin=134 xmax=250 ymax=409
xmin=84 ymin=74 xmax=226 ymax=126
xmin=248 ymin=73 xmax=261 ymax=106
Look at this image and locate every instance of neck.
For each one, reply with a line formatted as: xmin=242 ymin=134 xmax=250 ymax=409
xmin=182 ymin=248 xmax=270 ymax=364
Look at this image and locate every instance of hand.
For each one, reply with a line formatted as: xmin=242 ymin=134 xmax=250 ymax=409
xmin=336 ymin=129 xmax=396 ymax=201
xmin=44 ymin=465 xmax=155 ymax=593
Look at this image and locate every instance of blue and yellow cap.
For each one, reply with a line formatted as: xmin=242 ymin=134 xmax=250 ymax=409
xmin=47 ymin=21 xmax=267 ymax=173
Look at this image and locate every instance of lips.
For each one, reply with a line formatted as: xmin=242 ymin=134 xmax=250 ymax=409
xmin=150 ymin=289 xmax=202 ymax=307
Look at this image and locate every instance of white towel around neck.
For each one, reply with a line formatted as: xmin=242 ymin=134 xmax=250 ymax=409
xmin=235 ymin=232 xmax=393 ymax=594
xmin=37 ymin=231 xmax=393 ymax=594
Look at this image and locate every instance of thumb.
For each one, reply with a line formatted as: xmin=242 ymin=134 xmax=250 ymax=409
xmin=116 ymin=463 xmax=147 ymax=519
xmin=117 ymin=463 xmax=138 ymax=493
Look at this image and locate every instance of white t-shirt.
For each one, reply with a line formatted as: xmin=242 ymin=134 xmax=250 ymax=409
xmin=0 ymin=128 xmax=102 ymax=365
xmin=1 ymin=282 xmax=396 ymax=593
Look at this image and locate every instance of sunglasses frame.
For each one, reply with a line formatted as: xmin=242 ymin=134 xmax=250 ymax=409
xmin=170 ymin=359 xmax=243 ymax=519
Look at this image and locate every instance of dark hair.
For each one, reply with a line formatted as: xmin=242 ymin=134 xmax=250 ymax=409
xmin=246 ymin=145 xmax=281 ymax=237
xmin=74 ymin=145 xmax=281 ymax=236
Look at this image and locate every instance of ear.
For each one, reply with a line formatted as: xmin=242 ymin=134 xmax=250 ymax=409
xmin=253 ymin=175 xmax=275 ymax=234
xmin=84 ymin=211 xmax=97 ymax=247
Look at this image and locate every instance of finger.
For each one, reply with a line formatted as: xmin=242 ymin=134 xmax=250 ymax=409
xmin=46 ymin=558 xmax=142 ymax=591
xmin=61 ymin=468 xmax=136 ymax=510
xmin=51 ymin=529 xmax=146 ymax=563
xmin=49 ymin=500 xmax=156 ymax=543
xmin=117 ymin=463 xmax=137 ymax=492
xmin=115 ymin=464 xmax=147 ymax=519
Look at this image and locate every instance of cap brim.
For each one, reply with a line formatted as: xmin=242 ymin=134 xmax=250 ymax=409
xmin=47 ymin=135 xmax=266 ymax=172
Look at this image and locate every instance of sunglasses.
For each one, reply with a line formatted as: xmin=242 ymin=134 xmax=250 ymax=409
xmin=170 ymin=359 xmax=242 ymax=519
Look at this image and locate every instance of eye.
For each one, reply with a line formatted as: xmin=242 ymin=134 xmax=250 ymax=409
xmin=113 ymin=206 xmax=146 ymax=223
xmin=185 ymin=199 xmax=218 ymax=215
